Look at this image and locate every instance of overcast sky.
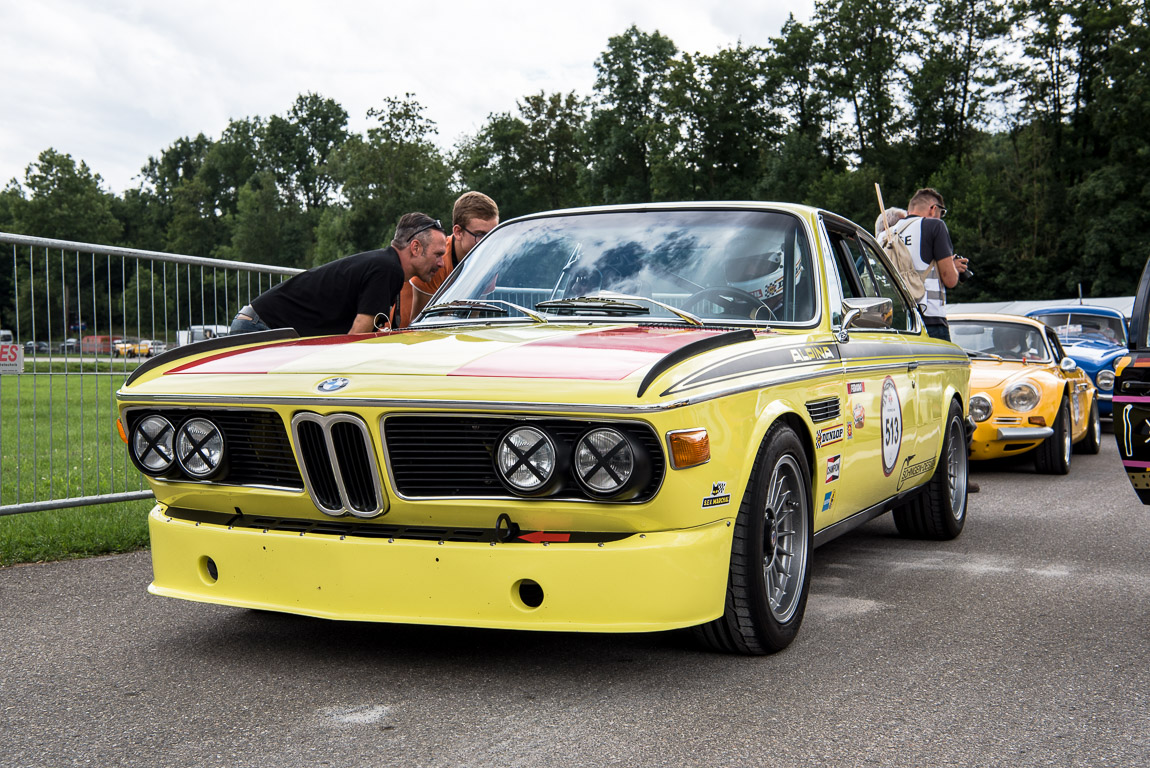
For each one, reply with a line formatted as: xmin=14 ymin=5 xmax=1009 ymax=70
xmin=0 ymin=0 xmax=816 ymax=195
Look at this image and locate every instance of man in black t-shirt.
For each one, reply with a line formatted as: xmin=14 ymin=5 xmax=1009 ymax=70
xmin=231 ymin=213 xmax=447 ymax=337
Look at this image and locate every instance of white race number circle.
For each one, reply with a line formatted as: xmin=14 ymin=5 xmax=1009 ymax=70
xmin=881 ymin=376 xmax=902 ymax=476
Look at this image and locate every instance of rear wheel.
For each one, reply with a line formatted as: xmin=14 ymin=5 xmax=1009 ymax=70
xmin=1074 ymin=397 xmax=1101 ymax=455
xmin=892 ymin=399 xmax=968 ymax=540
xmin=1035 ymin=397 xmax=1072 ymax=474
xmin=693 ymin=423 xmax=812 ymax=655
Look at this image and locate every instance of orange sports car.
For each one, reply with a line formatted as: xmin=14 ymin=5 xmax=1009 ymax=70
xmin=949 ymin=313 xmax=1100 ymax=473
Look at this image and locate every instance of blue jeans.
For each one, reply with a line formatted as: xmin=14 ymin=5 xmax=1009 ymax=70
xmin=925 ymin=323 xmax=951 ymax=342
xmin=230 ymin=314 xmax=270 ymax=335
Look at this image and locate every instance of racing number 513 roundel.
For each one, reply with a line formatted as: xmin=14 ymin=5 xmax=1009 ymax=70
xmin=881 ymin=376 xmax=902 ymax=476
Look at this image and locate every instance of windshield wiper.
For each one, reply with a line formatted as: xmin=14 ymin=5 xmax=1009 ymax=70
xmin=421 ymin=299 xmax=549 ymax=323
xmin=966 ymin=350 xmax=1004 ymax=361
xmin=537 ymin=292 xmax=705 ymax=327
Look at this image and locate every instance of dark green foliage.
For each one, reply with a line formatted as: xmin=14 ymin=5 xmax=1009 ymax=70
xmin=2 ymin=2 xmax=1147 ymax=301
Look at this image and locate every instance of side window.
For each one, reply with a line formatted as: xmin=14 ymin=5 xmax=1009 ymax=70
xmin=1045 ymin=326 xmax=1065 ymax=360
xmin=858 ymin=239 xmax=914 ymax=332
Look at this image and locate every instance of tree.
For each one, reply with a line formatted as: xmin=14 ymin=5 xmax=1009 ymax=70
xmin=6 ymin=149 xmax=122 ymax=243
xmin=584 ymin=26 xmax=680 ymax=203
xmin=262 ymin=93 xmax=349 ymax=212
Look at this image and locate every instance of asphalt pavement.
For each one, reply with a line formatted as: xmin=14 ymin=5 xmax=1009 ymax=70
xmin=2 ymin=431 xmax=1148 ymax=768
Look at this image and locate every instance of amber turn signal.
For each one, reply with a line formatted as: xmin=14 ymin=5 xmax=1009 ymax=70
xmin=116 ymin=418 xmax=128 ymax=443
xmin=1028 ymin=416 xmax=1047 ymax=427
xmin=667 ymin=428 xmax=710 ymax=469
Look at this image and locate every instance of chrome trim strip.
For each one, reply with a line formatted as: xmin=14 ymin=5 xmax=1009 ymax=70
xmin=1098 ymin=393 xmax=1113 ymax=401
xmin=291 ymin=412 xmax=387 ymax=518
xmin=996 ymin=427 xmax=1053 ymax=441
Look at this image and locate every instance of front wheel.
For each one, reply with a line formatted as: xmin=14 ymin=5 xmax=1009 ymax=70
xmin=892 ymin=399 xmax=968 ymax=540
xmin=1035 ymin=397 xmax=1072 ymax=474
xmin=693 ymin=423 xmax=812 ymax=655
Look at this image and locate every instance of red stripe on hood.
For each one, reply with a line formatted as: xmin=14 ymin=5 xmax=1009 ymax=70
xmin=449 ymin=327 xmax=726 ymax=380
xmin=167 ymin=333 xmax=382 ymax=374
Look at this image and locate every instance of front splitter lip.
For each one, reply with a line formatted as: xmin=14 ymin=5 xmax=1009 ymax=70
xmin=147 ymin=504 xmax=734 ymax=633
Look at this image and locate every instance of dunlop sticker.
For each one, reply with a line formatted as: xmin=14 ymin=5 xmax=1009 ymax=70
xmin=816 ymin=423 xmax=845 ymax=448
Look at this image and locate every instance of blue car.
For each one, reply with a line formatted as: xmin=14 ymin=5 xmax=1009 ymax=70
xmin=1026 ymin=306 xmax=1127 ymax=417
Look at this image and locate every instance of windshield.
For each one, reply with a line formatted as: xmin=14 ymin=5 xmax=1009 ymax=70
xmin=417 ymin=209 xmax=817 ymax=326
xmin=1032 ymin=312 xmax=1127 ymax=345
xmin=951 ymin=320 xmax=1052 ymax=362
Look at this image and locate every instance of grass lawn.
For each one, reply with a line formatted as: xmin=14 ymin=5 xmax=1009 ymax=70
xmin=1 ymin=361 xmax=154 ymax=566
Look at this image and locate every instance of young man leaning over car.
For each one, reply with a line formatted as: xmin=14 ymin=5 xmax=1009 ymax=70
xmin=230 ymin=213 xmax=447 ymax=337
xmin=398 ymin=191 xmax=500 ymax=327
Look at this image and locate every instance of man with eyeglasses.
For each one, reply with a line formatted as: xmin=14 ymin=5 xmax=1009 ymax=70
xmin=230 ymin=212 xmax=447 ymax=337
xmin=399 ymin=191 xmax=500 ymax=327
xmin=896 ymin=187 xmax=970 ymax=343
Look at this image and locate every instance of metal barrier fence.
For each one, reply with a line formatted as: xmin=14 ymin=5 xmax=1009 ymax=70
xmin=0 ymin=232 xmax=301 ymax=516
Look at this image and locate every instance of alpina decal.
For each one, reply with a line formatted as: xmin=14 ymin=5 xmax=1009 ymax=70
xmin=791 ymin=345 xmax=836 ymax=363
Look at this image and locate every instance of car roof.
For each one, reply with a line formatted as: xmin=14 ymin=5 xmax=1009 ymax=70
xmin=949 ymin=312 xmax=1050 ymax=330
xmin=1026 ymin=305 xmax=1126 ymax=318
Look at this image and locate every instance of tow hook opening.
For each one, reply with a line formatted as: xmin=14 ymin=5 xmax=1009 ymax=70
xmin=199 ymin=556 xmax=219 ymax=584
xmin=514 ymin=579 xmax=544 ymax=609
xmin=495 ymin=513 xmax=520 ymax=542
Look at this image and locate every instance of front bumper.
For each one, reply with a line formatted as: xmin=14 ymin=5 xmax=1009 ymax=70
xmin=968 ymin=423 xmax=1051 ymax=460
xmin=147 ymin=504 xmax=734 ymax=632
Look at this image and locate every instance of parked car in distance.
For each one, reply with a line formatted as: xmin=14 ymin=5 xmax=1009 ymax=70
xmin=115 ymin=338 xmax=168 ymax=358
xmin=950 ymin=313 xmax=1100 ymax=473
xmin=1025 ymin=305 xmax=1127 ymax=418
xmin=23 ymin=340 xmax=50 ymax=355
xmin=176 ymin=325 xmax=229 ymax=347
xmin=0 ymin=329 xmax=12 ymax=344
xmin=118 ymin=202 xmax=972 ymax=655
xmin=113 ymin=338 xmax=140 ymax=357
xmin=81 ymin=335 xmax=123 ymax=355
xmin=58 ymin=338 xmax=79 ymax=353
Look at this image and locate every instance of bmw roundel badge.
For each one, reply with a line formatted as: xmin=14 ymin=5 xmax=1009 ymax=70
xmin=317 ymin=377 xmax=350 ymax=393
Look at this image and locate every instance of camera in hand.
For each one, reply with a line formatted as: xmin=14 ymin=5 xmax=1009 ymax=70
xmin=954 ymin=254 xmax=973 ymax=282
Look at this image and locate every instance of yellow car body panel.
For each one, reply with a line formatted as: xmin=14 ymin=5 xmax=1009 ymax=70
xmin=951 ymin=313 xmax=1095 ymax=461
xmin=118 ymin=204 xmax=971 ymax=636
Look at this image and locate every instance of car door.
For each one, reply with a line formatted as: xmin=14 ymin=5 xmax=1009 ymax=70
xmin=1115 ymin=258 xmax=1150 ymax=503
xmin=1044 ymin=326 xmax=1091 ymax=435
xmin=821 ymin=221 xmax=920 ymax=518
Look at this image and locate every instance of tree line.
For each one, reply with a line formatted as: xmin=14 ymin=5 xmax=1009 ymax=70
xmin=2 ymin=0 xmax=1147 ymax=314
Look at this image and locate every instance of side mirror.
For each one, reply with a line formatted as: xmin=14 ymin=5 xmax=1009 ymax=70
xmin=838 ymin=297 xmax=894 ymax=342
xmin=1060 ymin=357 xmax=1078 ymax=372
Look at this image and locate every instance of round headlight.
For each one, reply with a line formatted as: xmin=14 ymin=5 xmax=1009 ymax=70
xmin=969 ymin=394 xmax=993 ymax=423
xmin=1096 ymin=369 xmax=1115 ymax=391
xmin=495 ymin=426 xmax=559 ymax=495
xmin=1003 ymin=381 xmax=1041 ymax=412
xmin=175 ymin=417 xmax=225 ymax=479
xmin=131 ymin=415 xmax=175 ymax=474
xmin=574 ymin=428 xmax=651 ymax=499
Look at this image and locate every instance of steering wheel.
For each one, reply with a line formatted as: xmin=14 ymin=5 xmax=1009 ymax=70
xmin=681 ymin=286 xmax=777 ymax=321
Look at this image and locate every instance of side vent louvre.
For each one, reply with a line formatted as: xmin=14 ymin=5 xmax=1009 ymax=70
xmin=805 ymin=397 xmax=840 ymax=423
xmin=291 ymin=413 xmax=386 ymax=518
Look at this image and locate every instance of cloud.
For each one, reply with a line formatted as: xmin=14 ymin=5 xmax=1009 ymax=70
xmin=0 ymin=0 xmax=814 ymax=194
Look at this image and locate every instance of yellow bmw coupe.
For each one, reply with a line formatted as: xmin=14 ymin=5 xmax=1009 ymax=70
xmin=950 ymin=313 xmax=1100 ymax=472
xmin=118 ymin=203 xmax=970 ymax=655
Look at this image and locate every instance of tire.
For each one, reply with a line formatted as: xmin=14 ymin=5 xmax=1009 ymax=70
xmin=892 ymin=399 xmax=968 ymax=540
xmin=693 ymin=423 xmax=812 ymax=655
xmin=1034 ymin=397 xmax=1072 ymax=474
xmin=1074 ymin=397 xmax=1101 ymax=455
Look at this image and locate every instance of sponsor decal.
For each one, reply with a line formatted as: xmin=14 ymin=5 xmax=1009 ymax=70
xmin=848 ymin=382 xmax=865 ymax=395
xmin=853 ymin=403 xmax=866 ymax=429
xmin=0 ymin=343 xmax=22 ymax=374
xmin=790 ymin=345 xmax=836 ymax=363
xmin=702 ymin=480 xmax=730 ymax=508
xmin=825 ymin=454 xmax=841 ymax=483
xmin=846 ymin=422 xmax=853 ymax=439
xmin=816 ymin=423 xmax=845 ymax=448
xmin=821 ymin=490 xmax=835 ymax=512
xmin=897 ymin=455 xmax=936 ymax=491
xmin=881 ymin=376 xmax=903 ymax=476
